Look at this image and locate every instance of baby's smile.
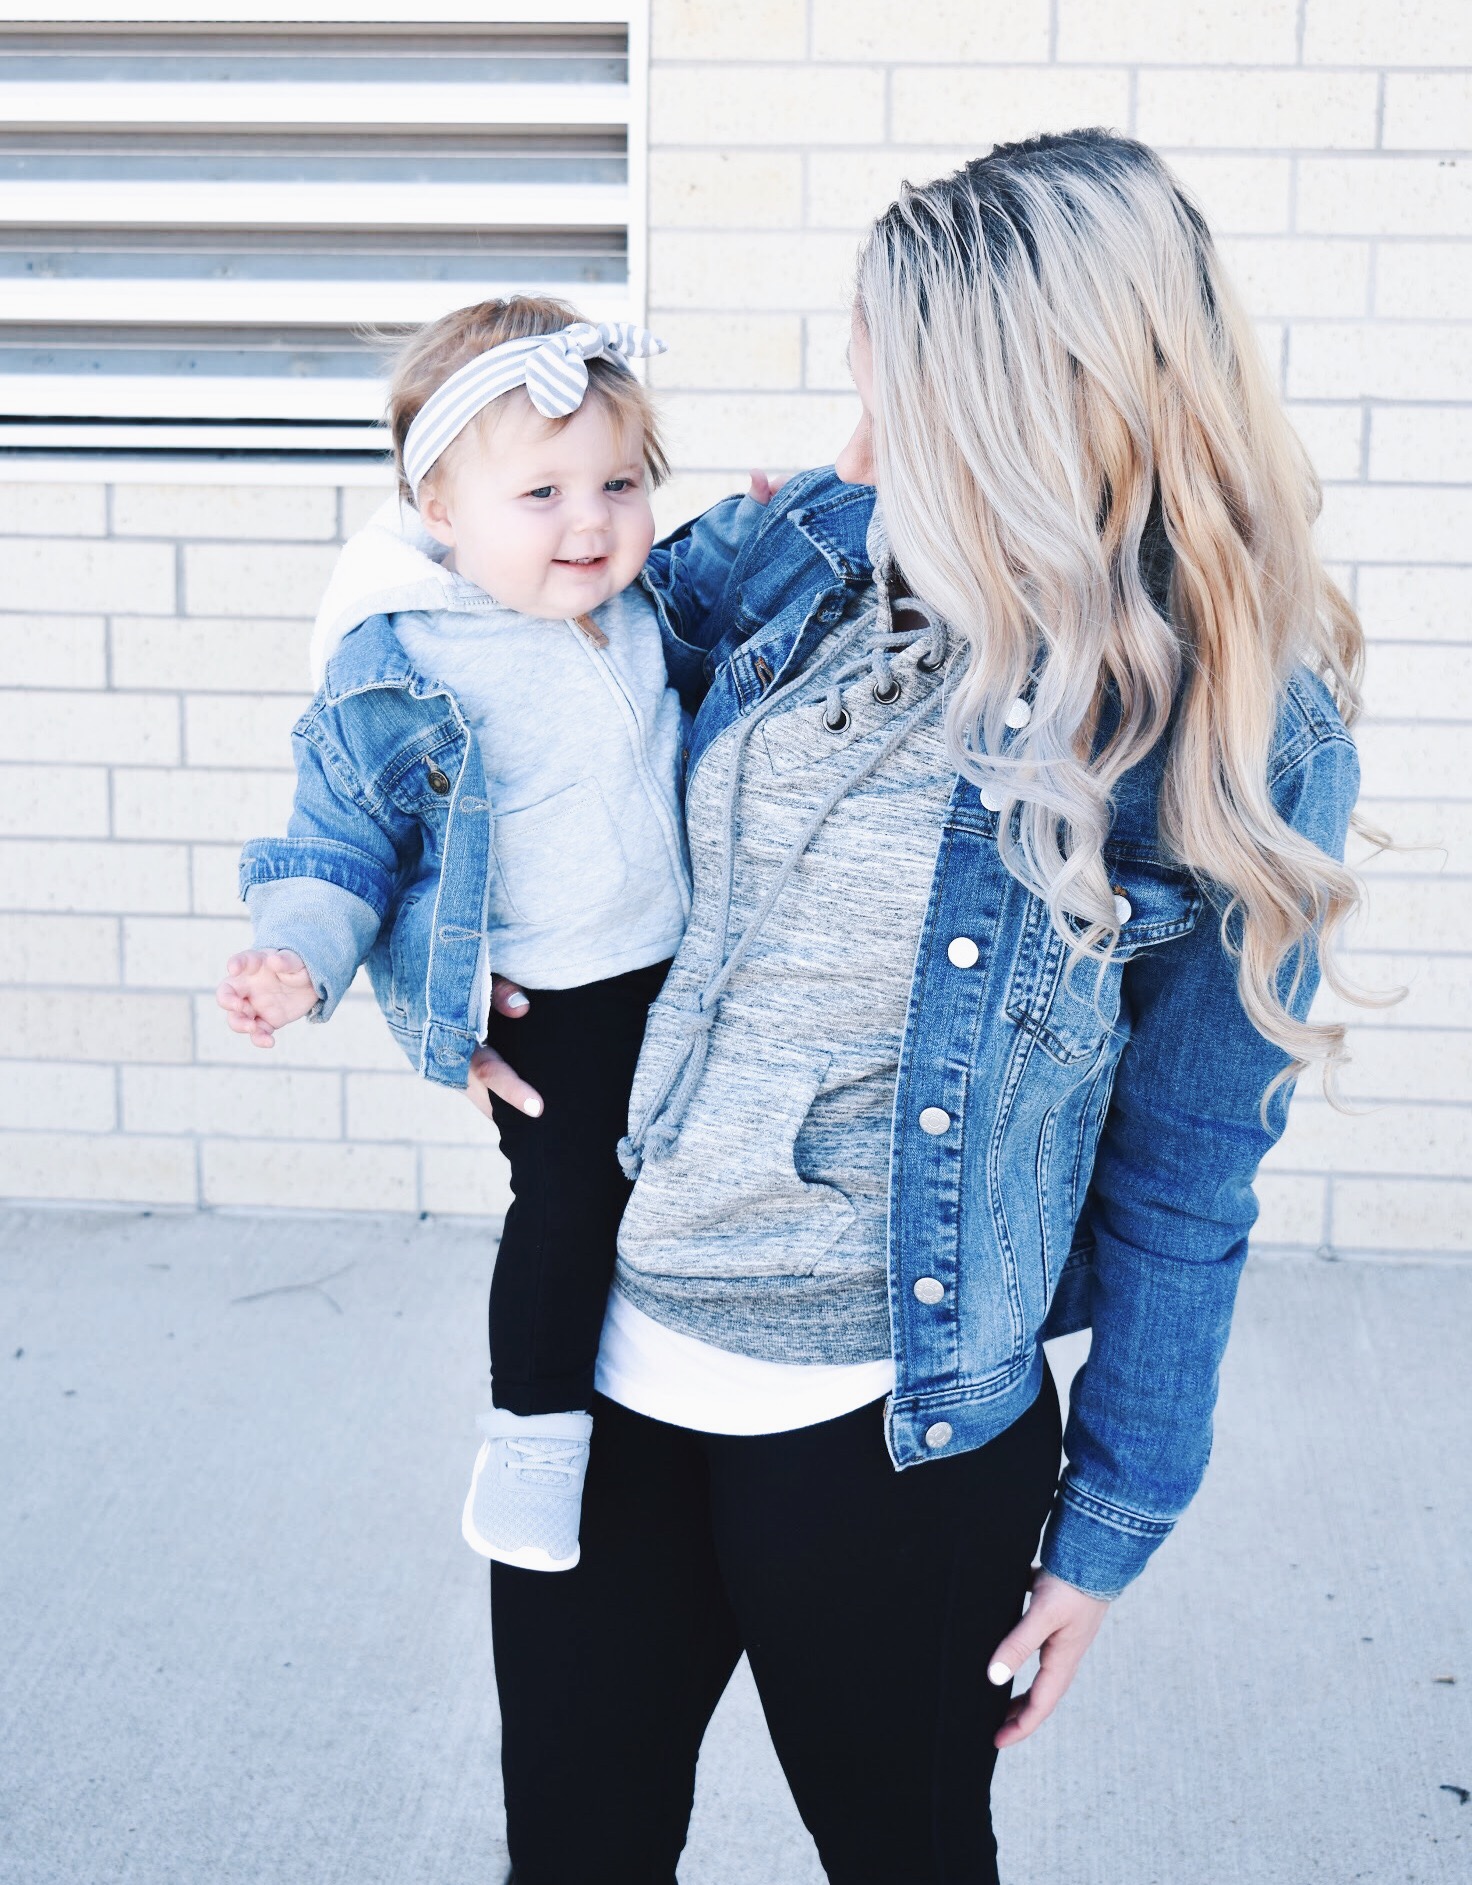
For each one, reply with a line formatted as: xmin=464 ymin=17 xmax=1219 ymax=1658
xmin=419 ymin=393 xmax=656 ymax=620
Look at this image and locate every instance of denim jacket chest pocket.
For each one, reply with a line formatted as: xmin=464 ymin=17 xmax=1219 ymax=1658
xmin=1004 ymin=860 xmax=1204 ymax=1065
xmin=377 ymin=728 xmax=469 ymax=825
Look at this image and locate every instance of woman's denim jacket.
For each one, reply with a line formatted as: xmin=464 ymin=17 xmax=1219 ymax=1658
xmin=642 ymin=467 xmax=1359 ymax=1598
xmin=241 ymin=466 xmax=1356 ymax=1596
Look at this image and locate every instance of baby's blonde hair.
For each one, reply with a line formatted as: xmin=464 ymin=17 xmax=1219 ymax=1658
xmin=386 ymin=294 xmax=669 ymax=504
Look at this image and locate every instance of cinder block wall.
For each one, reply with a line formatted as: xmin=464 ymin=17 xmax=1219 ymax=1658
xmin=1 ymin=0 xmax=1468 ymax=1252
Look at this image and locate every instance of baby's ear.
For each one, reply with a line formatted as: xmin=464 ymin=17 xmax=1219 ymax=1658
xmin=416 ymin=482 xmax=457 ymax=547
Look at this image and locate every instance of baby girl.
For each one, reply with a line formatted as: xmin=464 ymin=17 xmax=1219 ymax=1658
xmin=217 ymin=297 xmax=692 ymax=1571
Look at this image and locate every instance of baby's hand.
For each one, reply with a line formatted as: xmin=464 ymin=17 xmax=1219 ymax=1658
xmin=216 ymin=949 xmax=318 ymax=1049
xmin=747 ymin=469 xmax=788 ymax=506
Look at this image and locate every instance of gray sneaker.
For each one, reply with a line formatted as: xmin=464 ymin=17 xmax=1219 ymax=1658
xmin=461 ymin=1408 xmax=593 ymax=1571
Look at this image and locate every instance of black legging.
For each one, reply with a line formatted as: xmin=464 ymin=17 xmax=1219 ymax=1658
xmin=485 ymin=959 xmax=669 ymax=1415
xmin=491 ymin=1378 xmax=1062 ymax=1885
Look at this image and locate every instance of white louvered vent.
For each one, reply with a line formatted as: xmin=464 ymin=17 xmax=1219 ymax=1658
xmin=0 ymin=11 xmax=636 ymax=458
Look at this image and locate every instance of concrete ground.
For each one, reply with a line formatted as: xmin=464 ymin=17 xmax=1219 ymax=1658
xmin=0 ymin=1206 xmax=1467 ymax=1885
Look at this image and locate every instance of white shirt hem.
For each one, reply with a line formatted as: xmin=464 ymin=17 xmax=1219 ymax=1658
xmin=594 ymin=1287 xmax=896 ymax=1437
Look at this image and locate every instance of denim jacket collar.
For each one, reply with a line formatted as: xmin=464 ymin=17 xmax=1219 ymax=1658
xmin=317 ymin=611 xmax=450 ymax=706
xmin=785 ymin=477 xmax=877 ymax=582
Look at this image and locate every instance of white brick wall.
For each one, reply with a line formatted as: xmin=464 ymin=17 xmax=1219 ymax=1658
xmin=0 ymin=474 xmax=511 ymax=1218
xmin=0 ymin=0 xmax=1465 ymax=1254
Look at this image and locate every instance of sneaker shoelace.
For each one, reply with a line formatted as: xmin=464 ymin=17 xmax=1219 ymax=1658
xmin=502 ymin=1437 xmax=584 ymax=1483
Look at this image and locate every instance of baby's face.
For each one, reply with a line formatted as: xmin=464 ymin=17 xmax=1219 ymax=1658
xmin=418 ymin=392 xmax=656 ymax=620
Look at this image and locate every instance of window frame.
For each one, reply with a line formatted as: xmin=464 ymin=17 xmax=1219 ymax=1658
xmin=0 ymin=0 xmax=651 ymax=477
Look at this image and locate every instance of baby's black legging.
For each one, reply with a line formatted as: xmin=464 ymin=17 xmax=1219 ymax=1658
xmin=484 ymin=958 xmax=670 ymax=1416
xmin=491 ymin=1379 xmax=1063 ymax=1885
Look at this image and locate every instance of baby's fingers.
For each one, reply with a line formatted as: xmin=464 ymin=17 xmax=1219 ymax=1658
xmin=262 ymin=949 xmax=311 ymax=985
xmin=216 ymin=977 xmax=263 ymax=1021
xmin=220 ymin=999 xmax=276 ymax=1047
xmin=224 ymin=950 xmax=267 ymax=979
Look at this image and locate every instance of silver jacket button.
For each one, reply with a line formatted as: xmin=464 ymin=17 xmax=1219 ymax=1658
xmin=924 ymin=1421 xmax=953 ymax=1449
xmin=1113 ymin=893 xmax=1133 ymax=926
xmin=913 ymin=1276 xmax=945 ymax=1305
xmin=946 ymin=936 xmax=980 ymax=969
xmin=980 ymin=783 xmax=1006 ymax=812
xmin=1004 ymin=696 xmax=1032 ymax=729
xmin=918 ymin=1106 xmax=951 ymax=1135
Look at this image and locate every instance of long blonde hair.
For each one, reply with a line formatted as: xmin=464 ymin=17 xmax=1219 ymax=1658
xmin=856 ymin=130 xmax=1367 ymax=1087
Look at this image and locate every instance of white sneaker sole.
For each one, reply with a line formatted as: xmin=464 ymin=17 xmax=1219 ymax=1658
xmin=460 ymin=1440 xmax=581 ymax=1572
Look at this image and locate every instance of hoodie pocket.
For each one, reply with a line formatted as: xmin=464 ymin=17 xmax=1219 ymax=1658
xmin=492 ymin=778 xmax=628 ymax=927
xmin=618 ymin=1034 xmax=855 ymax=1281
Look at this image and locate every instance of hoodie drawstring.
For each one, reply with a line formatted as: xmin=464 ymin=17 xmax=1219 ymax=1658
xmin=618 ymin=590 xmax=950 ymax=1180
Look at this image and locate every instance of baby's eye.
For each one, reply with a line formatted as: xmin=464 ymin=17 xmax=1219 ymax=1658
xmin=525 ymin=485 xmax=555 ymax=500
xmin=604 ymin=478 xmax=633 ymax=493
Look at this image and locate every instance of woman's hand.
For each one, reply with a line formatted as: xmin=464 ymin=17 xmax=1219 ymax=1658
xmin=987 ymin=1568 xmax=1111 ymax=1748
xmin=465 ymin=976 xmax=544 ymax=1122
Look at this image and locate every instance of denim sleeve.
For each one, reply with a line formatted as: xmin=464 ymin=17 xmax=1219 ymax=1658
xmin=642 ymin=492 xmax=769 ymax=706
xmin=1040 ymin=729 xmax=1360 ymax=1598
xmin=238 ymin=717 xmax=408 ymax=1022
xmin=243 ymin=876 xmax=381 ymax=1022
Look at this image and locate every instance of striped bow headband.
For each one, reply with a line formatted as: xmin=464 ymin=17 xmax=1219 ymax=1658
xmin=402 ymin=319 xmax=668 ymax=497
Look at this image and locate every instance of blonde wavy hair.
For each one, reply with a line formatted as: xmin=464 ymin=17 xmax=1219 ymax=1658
xmin=856 ymin=129 xmax=1370 ymax=1090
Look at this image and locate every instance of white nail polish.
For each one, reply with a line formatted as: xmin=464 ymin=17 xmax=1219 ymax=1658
xmin=506 ymin=992 xmax=530 ymax=1010
xmin=987 ymin=1660 xmax=1013 ymax=1686
xmin=523 ymin=1096 xmax=543 ymax=1117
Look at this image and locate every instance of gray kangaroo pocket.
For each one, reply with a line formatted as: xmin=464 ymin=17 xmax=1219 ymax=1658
xmin=618 ymin=1031 xmax=855 ymax=1281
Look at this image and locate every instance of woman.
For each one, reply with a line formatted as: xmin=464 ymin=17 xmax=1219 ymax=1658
xmin=475 ymin=130 xmax=1364 ymax=1884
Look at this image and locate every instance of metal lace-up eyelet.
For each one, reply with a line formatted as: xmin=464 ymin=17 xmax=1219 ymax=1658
xmin=823 ymin=707 xmax=851 ymax=733
xmin=917 ymin=649 xmax=945 ymax=673
xmin=872 ymin=676 xmax=902 ymax=705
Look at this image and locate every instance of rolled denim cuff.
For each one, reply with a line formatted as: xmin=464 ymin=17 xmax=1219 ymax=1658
xmin=1039 ymin=1482 xmax=1176 ymax=1599
xmin=240 ymin=834 xmax=396 ymax=918
xmin=244 ymin=877 xmax=380 ymax=1023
